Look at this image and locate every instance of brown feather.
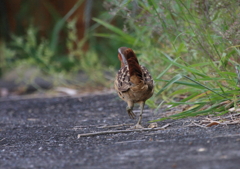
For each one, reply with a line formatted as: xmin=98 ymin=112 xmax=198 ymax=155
xmin=123 ymin=49 xmax=142 ymax=84
xmin=115 ymin=47 xmax=154 ymax=128
xmin=115 ymin=47 xmax=154 ymax=103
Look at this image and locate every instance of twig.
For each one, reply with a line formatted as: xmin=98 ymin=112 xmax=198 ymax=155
xmin=0 ymin=138 xmax=6 ymax=142
xmin=161 ymin=123 xmax=171 ymax=129
xmin=98 ymin=123 xmax=134 ymax=129
xmin=115 ymin=140 xmax=145 ymax=144
xmin=213 ymin=134 xmax=240 ymax=138
xmin=77 ymin=124 xmax=170 ymax=138
xmin=187 ymin=121 xmax=208 ymax=128
xmin=133 ymin=109 xmax=152 ymax=113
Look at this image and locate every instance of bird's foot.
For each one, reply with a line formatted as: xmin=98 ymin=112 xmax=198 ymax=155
xmin=130 ymin=123 xmax=144 ymax=129
xmin=127 ymin=107 xmax=136 ymax=119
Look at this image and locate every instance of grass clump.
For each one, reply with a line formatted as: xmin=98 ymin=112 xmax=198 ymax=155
xmin=95 ymin=0 xmax=240 ymax=119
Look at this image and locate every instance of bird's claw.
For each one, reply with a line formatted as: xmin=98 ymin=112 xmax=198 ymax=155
xmin=127 ymin=109 xmax=136 ymax=119
xmin=131 ymin=123 xmax=144 ymax=129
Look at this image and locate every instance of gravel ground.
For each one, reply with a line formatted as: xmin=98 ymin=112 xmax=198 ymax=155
xmin=0 ymin=93 xmax=240 ymax=169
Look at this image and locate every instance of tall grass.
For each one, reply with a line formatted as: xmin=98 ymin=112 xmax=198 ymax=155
xmin=95 ymin=0 xmax=240 ymax=119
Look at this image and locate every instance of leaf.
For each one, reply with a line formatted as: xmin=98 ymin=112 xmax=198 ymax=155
xmin=206 ymin=121 xmax=220 ymax=127
xmin=50 ymin=0 xmax=84 ymax=52
xmin=183 ymin=75 xmax=228 ymax=99
xmin=156 ymin=57 xmax=179 ymax=79
xmin=161 ymin=52 xmax=208 ymax=78
xmin=156 ymin=74 xmax=182 ymax=96
xmin=156 ymin=79 xmax=206 ymax=89
xmin=92 ymin=18 xmax=136 ymax=45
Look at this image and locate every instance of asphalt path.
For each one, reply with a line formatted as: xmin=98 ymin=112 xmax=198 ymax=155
xmin=0 ymin=93 xmax=240 ymax=169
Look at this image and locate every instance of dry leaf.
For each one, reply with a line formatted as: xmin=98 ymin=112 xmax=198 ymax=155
xmin=148 ymin=123 xmax=158 ymax=128
xmin=229 ymin=107 xmax=240 ymax=112
xmin=206 ymin=121 xmax=220 ymax=127
xmin=197 ymin=148 xmax=207 ymax=152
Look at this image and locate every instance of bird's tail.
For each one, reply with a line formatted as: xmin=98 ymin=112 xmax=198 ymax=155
xmin=124 ymin=48 xmax=142 ymax=84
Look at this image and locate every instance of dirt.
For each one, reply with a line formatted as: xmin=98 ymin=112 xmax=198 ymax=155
xmin=0 ymin=93 xmax=240 ymax=169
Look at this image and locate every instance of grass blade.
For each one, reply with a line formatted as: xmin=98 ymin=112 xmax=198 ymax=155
xmin=92 ymin=18 xmax=136 ymax=45
xmin=183 ymin=75 xmax=228 ymax=99
xmin=156 ymin=74 xmax=182 ymax=96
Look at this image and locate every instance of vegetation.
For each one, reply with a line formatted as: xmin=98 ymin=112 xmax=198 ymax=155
xmin=0 ymin=0 xmax=110 ymax=87
xmin=94 ymin=0 xmax=240 ymax=120
xmin=1 ymin=0 xmax=240 ymax=120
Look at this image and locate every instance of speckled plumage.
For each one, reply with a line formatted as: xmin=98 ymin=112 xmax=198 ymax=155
xmin=115 ymin=47 xmax=154 ymax=129
xmin=115 ymin=65 xmax=154 ymax=103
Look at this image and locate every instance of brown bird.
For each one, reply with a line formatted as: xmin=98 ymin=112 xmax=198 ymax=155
xmin=115 ymin=47 xmax=154 ymax=129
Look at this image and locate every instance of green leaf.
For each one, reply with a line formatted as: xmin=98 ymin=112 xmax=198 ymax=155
xmin=156 ymin=79 xmax=206 ymax=89
xmin=161 ymin=52 xmax=208 ymax=77
xmin=50 ymin=0 xmax=84 ymax=52
xmin=183 ymin=75 xmax=228 ymax=99
xmin=156 ymin=74 xmax=182 ymax=96
xmin=156 ymin=57 xmax=179 ymax=79
xmin=92 ymin=18 xmax=136 ymax=45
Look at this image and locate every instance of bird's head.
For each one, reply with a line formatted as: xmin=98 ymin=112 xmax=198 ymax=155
xmin=118 ymin=47 xmax=128 ymax=68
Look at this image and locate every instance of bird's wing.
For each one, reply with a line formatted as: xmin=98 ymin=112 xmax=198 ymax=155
xmin=116 ymin=65 xmax=132 ymax=92
xmin=141 ymin=65 xmax=154 ymax=90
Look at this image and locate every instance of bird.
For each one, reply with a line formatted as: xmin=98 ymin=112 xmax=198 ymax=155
xmin=115 ymin=47 xmax=154 ymax=129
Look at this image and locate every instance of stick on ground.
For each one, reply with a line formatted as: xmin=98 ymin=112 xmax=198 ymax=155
xmin=77 ymin=123 xmax=170 ymax=138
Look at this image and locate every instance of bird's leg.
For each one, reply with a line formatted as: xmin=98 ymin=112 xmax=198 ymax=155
xmin=126 ymin=101 xmax=135 ymax=119
xmin=132 ymin=101 xmax=145 ymax=129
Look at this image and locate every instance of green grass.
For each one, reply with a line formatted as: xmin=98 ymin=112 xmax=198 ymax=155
xmin=94 ymin=0 xmax=240 ymax=120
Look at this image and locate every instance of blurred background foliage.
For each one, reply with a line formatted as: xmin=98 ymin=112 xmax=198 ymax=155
xmin=0 ymin=0 xmax=121 ymax=93
xmin=0 ymin=0 xmax=240 ymax=119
